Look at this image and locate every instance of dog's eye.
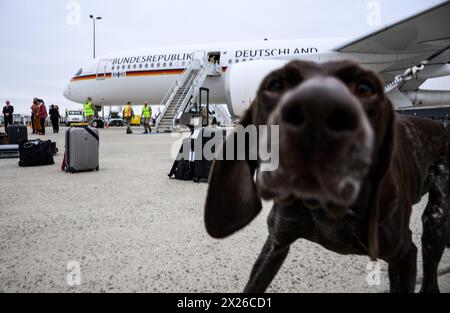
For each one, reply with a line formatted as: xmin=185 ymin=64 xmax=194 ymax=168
xmin=267 ymin=79 xmax=284 ymax=93
xmin=355 ymin=80 xmax=375 ymax=97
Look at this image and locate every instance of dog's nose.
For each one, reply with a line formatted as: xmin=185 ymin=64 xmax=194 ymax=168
xmin=280 ymin=77 xmax=362 ymax=137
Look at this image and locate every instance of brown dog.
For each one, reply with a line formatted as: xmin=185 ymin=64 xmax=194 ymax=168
xmin=204 ymin=60 xmax=450 ymax=293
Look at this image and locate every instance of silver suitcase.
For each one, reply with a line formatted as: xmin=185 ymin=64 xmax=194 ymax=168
xmin=0 ymin=144 xmax=19 ymax=159
xmin=65 ymin=127 xmax=99 ymax=173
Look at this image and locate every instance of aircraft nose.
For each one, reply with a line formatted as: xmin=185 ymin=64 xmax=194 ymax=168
xmin=63 ymin=83 xmax=71 ymax=100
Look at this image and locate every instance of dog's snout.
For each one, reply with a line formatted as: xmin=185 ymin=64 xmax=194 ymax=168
xmin=279 ymin=77 xmax=362 ymax=137
xmin=326 ymin=108 xmax=358 ymax=133
xmin=282 ymin=104 xmax=305 ymax=127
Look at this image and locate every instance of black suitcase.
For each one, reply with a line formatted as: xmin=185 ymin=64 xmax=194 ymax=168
xmin=7 ymin=125 xmax=28 ymax=144
xmin=174 ymin=158 xmax=195 ymax=180
xmin=193 ymin=127 xmax=227 ymax=182
xmin=169 ymin=137 xmax=194 ymax=180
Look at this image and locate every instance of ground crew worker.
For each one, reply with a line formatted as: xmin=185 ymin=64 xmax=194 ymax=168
xmin=142 ymin=101 xmax=152 ymax=134
xmin=84 ymin=97 xmax=95 ymax=124
xmin=123 ymin=101 xmax=134 ymax=134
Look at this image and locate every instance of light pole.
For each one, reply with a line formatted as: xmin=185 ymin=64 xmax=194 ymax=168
xmin=89 ymin=15 xmax=102 ymax=59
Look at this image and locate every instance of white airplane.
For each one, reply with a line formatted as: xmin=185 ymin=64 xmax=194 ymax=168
xmin=64 ymin=2 xmax=450 ymax=121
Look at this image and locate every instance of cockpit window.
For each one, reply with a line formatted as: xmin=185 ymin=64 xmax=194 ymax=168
xmin=75 ymin=68 xmax=83 ymax=76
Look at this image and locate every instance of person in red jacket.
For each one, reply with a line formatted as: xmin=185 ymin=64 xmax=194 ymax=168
xmin=38 ymin=100 xmax=48 ymax=135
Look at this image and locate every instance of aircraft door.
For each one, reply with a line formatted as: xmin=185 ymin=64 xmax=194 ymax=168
xmin=96 ymin=59 xmax=109 ymax=80
xmin=207 ymin=51 xmax=221 ymax=65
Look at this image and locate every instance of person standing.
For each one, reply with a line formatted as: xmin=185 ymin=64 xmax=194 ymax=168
xmin=84 ymin=97 xmax=95 ymax=125
xmin=30 ymin=98 xmax=39 ymax=134
xmin=123 ymin=101 xmax=134 ymax=134
xmin=141 ymin=101 xmax=152 ymax=134
xmin=39 ymin=100 xmax=48 ymax=135
xmin=2 ymin=101 xmax=14 ymax=132
xmin=49 ymin=104 xmax=61 ymax=133
xmin=32 ymin=100 xmax=41 ymax=134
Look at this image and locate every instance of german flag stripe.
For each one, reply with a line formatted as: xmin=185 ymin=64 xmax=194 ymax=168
xmin=126 ymin=69 xmax=185 ymax=77
xmin=70 ymin=67 xmax=228 ymax=82
xmin=71 ymin=73 xmax=112 ymax=82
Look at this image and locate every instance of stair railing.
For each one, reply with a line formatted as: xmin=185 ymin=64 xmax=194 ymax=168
xmin=171 ymin=56 xmax=213 ymax=130
xmin=155 ymin=61 xmax=197 ymax=130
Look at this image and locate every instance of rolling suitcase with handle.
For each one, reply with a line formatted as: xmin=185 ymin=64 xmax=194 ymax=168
xmin=62 ymin=127 xmax=99 ymax=173
xmin=168 ymin=137 xmax=195 ymax=180
xmin=7 ymin=125 xmax=27 ymax=144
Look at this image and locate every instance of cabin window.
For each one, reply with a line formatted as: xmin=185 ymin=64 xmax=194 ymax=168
xmin=169 ymin=62 xmax=173 ymax=67
xmin=242 ymin=59 xmax=246 ymax=62
xmin=151 ymin=63 xmax=155 ymax=68
xmin=235 ymin=59 xmax=239 ymax=63
xmin=122 ymin=65 xmax=125 ymax=69
xmin=145 ymin=63 xmax=148 ymax=68
xmin=128 ymin=65 xmax=131 ymax=69
xmin=157 ymin=63 xmax=160 ymax=68
xmin=139 ymin=64 xmax=142 ymax=69
xmin=228 ymin=59 xmax=232 ymax=64
xmin=182 ymin=61 xmax=186 ymax=66
xmin=133 ymin=64 xmax=137 ymax=69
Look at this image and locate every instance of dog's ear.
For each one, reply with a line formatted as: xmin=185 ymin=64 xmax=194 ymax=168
xmin=367 ymin=98 xmax=396 ymax=260
xmin=204 ymin=107 xmax=262 ymax=238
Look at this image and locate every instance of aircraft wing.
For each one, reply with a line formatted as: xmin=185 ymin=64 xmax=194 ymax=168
xmin=335 ymin=1 xmax=450 ymax=54
xmin=336 ymin=1 xmax=450 ymax=92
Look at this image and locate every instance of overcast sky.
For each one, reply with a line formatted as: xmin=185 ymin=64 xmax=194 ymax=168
xmin=0 ymin=0 xmax=448 ymax=114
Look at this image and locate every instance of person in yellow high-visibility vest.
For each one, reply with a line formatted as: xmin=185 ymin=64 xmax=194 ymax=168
xmin=84 ymin=97 xmax=95 ymax=124
xmin=123 ymin=101 xmax=134 ymax=134
xmin=141 ymin=101 xmax=152 ymax=134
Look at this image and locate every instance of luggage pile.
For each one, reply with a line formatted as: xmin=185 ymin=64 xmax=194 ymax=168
xmin=0 ymin=124 xmax=100 ymax=174
xmin=0 ymin=125 xmax=28 ymax=159
xmin=169 ymin=127 xmax=228 ymax=183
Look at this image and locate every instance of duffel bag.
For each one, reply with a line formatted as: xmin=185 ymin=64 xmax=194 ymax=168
xmin=19 ymin=139 xmax=55 ymax=167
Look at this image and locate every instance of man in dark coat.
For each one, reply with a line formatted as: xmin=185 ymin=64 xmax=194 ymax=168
xmin=2 ymin=101 xmax=14 ymax=132
xmin=49 ymin=105 xmax=61 ymax=133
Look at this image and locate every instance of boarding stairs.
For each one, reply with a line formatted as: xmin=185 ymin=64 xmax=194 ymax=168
xmin=156 ymin=52 xmax=217 ymax=133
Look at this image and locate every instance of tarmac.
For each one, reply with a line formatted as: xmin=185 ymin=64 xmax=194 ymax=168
xmin=0 ymin=126 xmax=449 ymax=293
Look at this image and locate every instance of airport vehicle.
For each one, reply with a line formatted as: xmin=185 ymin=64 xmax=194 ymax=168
xmin=12 ymin=114 xmax=23 ymax=125
xmin=65 ymin=110 xmax=84 ymax=126
xmin=108 ymin=118 xmax=124 ymax=127
xmin=64 ymin=2 xmax=450 ymax=132
xmin=92 ymin=119 xmax=104 ymax=129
